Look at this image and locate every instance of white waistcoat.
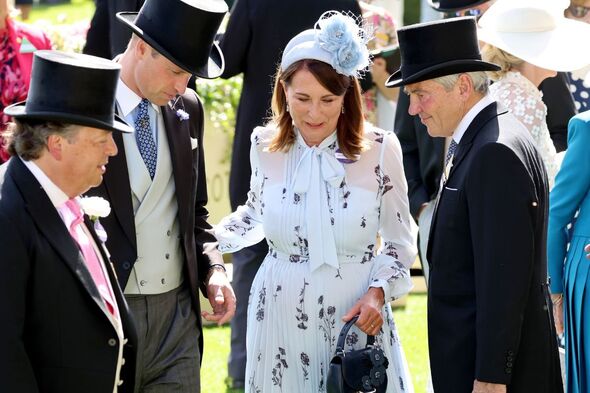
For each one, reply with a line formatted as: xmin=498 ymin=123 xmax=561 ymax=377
xmin=122 ymin=120 xmax=184 ymax=294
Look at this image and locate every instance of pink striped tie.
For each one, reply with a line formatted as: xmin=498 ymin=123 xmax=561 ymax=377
xmin=65 ymin=199 xmax=119 ymax=321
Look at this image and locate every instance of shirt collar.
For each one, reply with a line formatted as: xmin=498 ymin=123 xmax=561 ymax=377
xmin=21 ymin=157 xmax=69 ymax=209
xmin=116 ymin=78 xmax=161 ymax=117
xmin=452 ymin=93 xmax=494 ymax=144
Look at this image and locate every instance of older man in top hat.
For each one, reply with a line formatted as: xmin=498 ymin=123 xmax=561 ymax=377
xmin=84 ymin=0 xmax=236 ymax=391
xmin=388 ymin=17 xmax=563 ymax=393
xmin=0 ymin=50 xmax=137 ymax=393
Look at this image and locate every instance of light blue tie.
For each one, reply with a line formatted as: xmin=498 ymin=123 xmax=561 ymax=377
xmin=135 ymin=98 xmax=157 ymax=179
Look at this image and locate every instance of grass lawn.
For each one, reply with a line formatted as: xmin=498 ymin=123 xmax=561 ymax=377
xmin=25 ymin=0 xmax=95 ymax=24
xmin=201 ymin=293 xmax=429 ymax=393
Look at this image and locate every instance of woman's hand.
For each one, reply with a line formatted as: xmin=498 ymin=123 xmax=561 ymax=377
xmin=551 ymin=293 xmax=564 ymax=335
xmin=585 ymin=243 xmax=590 ymax=259
xmin=342 ymin=287 xmax=385 ymax=335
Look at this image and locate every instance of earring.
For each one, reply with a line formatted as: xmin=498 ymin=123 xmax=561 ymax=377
xmin=286 ymin=104 xmax=290 ymax=113
xmin=341 ymin=106 xmax=345 ymax=114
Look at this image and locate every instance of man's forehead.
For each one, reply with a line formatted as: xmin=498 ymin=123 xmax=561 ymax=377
xmin=403 ymin=80 xmax=438 ymax=94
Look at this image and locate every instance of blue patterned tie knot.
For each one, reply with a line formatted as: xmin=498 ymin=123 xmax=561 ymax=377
xmin=135 ymin=98 xmax=157 ymax=179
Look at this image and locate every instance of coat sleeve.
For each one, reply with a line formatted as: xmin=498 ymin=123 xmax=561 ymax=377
xmin=540 ymin=72 xmax=576 ymax=153
xmin=548 ymin=114 xmax=590 ymax=294
xmin=183 ymin=92 xmax=226 ymax=292
xmin=219 ymin=0 xmax=252 ymax=79
xmin=465 ymin=143 xmax=538 ymax=384
xmin=83 ymin=0 xmax=112 ymax=58
xmin=394 ymin=92 xmax=430 ymax=219
xmin=0 ymin=211 xmax=40 ymax=392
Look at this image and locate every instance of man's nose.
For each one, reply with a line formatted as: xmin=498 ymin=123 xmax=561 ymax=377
xmin=106 ymin=133 xmax=118 ymax=157
xmin=408 ymin=96 xmax=420 ymax=116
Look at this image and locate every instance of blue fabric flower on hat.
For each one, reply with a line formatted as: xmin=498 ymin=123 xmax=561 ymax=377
xmin=315 ymin=12 xmax=371 ymax=77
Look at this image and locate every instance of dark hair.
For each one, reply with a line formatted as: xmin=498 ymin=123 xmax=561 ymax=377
xmin=269 ymin=59 xmax=366 ymax=159
xmin=2 ymin=120 xmax=80 ymax=161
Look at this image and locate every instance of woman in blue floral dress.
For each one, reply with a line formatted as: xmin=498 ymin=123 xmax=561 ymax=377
xmin=214 ymin=12 xmax=417 ymax=393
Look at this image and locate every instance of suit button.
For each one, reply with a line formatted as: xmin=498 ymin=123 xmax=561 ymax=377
xmin=507 ymin=356 xmax=513 ymax=362
xmin=507 ymin=350 xmax=514 ymax=356
xmin=108 ymin=338 xmax=117 ymax=347
xmin=123 ymin=261 xmax=131 ymax=270
xmin=140 ymin=280 xmax=147 ymax=286
xmin=167 ymin=230 xmax=171 ymax=236
xmin=165 ymin=253 xmax=170 ymax=259
xmin=507 ymin=362 xmax=513 ymax=368
xmin=505 ymin=368 xmax=512 ymax=374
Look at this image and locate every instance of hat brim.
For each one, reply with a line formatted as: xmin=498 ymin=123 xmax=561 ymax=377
xmin=477 ymin=19 xmax=590 ymax=72
xmin=428 ymin=0 xmax=491 ymax=12
xmin=385 ymin=59 xmax=501 ymax=87
xmin=116 ymin=12 xmax=224 ymax=79
xmin=4 ymin=101 xmax=133 ymax=133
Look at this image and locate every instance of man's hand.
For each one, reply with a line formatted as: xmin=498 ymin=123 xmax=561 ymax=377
xmin=201 ymin=268 xmax=236 ymax=326
xmin=341 ymin=287 xmax=385 ymax=336
xmin=472 ymin=380 xmax=506 ymax=393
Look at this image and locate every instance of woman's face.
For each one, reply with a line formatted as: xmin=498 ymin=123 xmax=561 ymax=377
xmin=282 ymin=68 xmax=345 ymax=146
xmin=566 ymin=0 xmax=590 ymax=23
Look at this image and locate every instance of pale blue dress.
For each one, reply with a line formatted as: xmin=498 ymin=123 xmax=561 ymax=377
xmin=215 ymin=125 xmax=417 ymax=392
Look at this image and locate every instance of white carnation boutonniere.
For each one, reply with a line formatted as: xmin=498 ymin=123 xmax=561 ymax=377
xmin=168 ymin=95 xmax=190 ymax=121
xmin=79 ymin=196 xmax=111 ymax=243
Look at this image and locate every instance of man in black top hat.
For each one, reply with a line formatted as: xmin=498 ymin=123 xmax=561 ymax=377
xmin=0 ymin=50 xmax=137 ymax=393
xmin=388 ymin=17 xmax=563 ymax=393
xmin=84 ymin=0 xmax=236 ymax=391
xmin=395 ymin=0 xmax=575 ymax=285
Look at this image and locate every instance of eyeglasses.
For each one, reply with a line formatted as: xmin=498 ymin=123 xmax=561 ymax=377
xmin=568 ymin=4 xmax=590 ymax=18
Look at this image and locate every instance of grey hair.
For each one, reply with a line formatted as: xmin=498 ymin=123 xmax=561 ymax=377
xmin=432 ymin=71 xmax=490 ymax=94
xmin=3 ymin=120 xmax=81 ymax=161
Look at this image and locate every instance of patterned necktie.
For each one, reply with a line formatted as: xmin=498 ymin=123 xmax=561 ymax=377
xmin=135 ymin=98 xmax=157 ymax=179
xmin=442 ymin=139 xmax=458 ymax=184
xmin=64 ymin=199 xmax=119 ymax=321
xmin=445 ymin=139 xmax=458 ymax=167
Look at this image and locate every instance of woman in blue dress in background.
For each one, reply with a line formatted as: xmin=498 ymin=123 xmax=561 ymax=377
xmin=548 ymin=109 xmax=590 ymax=393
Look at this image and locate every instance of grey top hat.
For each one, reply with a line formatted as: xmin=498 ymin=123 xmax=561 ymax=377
xmin=5 ymin=50 xmax=132 ymax=133
xmin=117 ymin=0 xmax=228 ymax=79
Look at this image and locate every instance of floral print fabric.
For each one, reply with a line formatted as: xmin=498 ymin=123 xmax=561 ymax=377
xmin=0 ymin=28 xmax=28 ymax=163
xmin=490 ymin=71 xmax=559 ymax=188
xmin=215 ymin=125 xmax=416 ymax=392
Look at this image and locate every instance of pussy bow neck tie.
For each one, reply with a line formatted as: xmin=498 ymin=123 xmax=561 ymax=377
xmin=292 ymin=131 xmax=345 ymax=272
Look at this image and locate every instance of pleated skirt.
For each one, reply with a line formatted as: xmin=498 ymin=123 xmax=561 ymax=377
xmin=564 ymin=235 xmax=590 ymax=393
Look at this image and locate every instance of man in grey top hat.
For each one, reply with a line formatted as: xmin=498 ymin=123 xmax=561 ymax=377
xmin=85 ymin=0 xmax=236 ymax=391
xmin=388 ymin=16 xmax=562 ymax=393
xmin=0 ymin=50 xmax=137 ymax=393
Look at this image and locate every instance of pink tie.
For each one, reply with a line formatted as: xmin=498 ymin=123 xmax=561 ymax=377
xmin=65 ymin=199 xmax=119 ymax=321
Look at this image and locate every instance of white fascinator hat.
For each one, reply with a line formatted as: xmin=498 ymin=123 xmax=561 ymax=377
xmin=280 ymin=11 xmax=372 ymax=78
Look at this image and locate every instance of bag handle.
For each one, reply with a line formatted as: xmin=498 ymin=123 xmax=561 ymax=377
xmin=335 ymin=315 xmax=375 ymax=355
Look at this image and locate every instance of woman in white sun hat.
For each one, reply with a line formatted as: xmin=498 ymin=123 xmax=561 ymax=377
xmin=478 ymin=0 xmax=590 ymax=189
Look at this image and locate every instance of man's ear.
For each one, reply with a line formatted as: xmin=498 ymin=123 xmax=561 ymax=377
xmin=46 ymin=134 xmax=64 ymax=161
xmin=458 ymin=73 xmax=474 ymax=100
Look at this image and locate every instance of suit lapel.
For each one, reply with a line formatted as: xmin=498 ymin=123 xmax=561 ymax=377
xmin=9 ymin=159 xmax=105 ymax=312
xmin=447 ymin=102 xmax=504 ymax=181
xmin=102 ymin=124 xmax=137 ymax=249
xmin=162 ymin=98 xmax=192 ymax=233
xmin=426 ymin=102 xmax=504 ymax=263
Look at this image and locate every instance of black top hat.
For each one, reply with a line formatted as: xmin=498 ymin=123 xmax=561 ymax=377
xmin=117 ymin=0 xmax=228 ymax=79
xmin=4 ymin=51 xmax=132 ymax=133
xmin=428 ymin=0 xmax=491 ymax=12
xmin=385 ymin=17 xmax=500 ymax=88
